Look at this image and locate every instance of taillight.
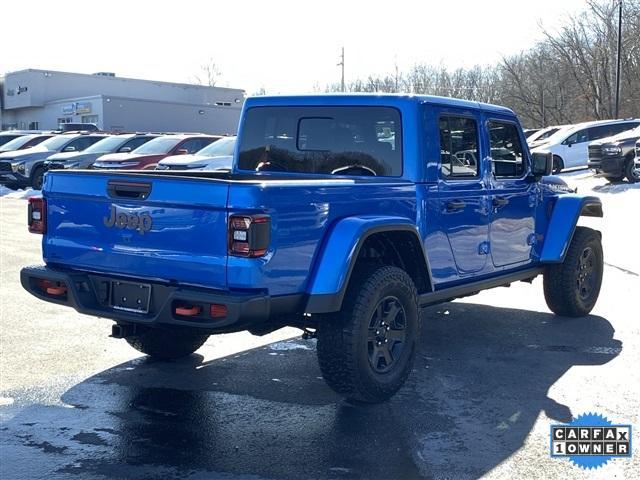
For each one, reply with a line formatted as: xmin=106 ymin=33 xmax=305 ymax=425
xmin=28 ymin=197 xmax=46 ymax=234
xmin=228 ymin=214 xmax=270 ymax=257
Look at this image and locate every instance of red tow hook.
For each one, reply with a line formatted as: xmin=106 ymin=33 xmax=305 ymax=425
xmin=46 ymin=285 xmax=67 ymax=296
xmin=37 ymin=279 xmax=67 ymax=296
xmin=175 ymin=305 xmax=202 ymax=317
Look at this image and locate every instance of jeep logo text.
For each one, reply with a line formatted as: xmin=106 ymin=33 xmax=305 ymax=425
xmin=103 ymin=206 xmax=152 ymax=235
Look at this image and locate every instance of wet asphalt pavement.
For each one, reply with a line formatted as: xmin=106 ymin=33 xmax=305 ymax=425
xmin=2 ymin=181 xmax=640 ymax=479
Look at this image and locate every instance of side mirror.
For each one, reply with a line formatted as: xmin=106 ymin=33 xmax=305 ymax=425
xmin=63 ymin=146 xmax=76 ymax=152
xmin=531 ymin=152 xmax=553 ymax=179
xmin=175 ymin=148 xmax=189 ymax=155
xmin=119 ymin=146 xmax=132 ymax=153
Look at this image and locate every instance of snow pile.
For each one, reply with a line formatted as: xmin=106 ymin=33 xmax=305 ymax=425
xmin=0 ymin=186 xmax=41 ymax=199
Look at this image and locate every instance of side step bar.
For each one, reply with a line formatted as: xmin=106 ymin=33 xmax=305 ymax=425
xmin=419 ymin=267 xmax=544 ymax=307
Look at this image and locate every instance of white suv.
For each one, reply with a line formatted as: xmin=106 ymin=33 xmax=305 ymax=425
xmin=531 ymin=119 xmax=640 ymax=173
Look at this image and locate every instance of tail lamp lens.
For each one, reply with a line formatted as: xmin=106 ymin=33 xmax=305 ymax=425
xmin=228 ymin=214 xmax=270 ymax=257
xmin=28 ymin=197 xmax=46 ymax=234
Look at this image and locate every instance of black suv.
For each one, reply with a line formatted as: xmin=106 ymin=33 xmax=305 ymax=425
xmin=588 ymin=125 xmax=640 ymax=183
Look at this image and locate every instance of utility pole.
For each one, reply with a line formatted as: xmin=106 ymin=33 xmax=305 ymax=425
xmin=338 ymin=47 xmax=345 ymax=92
xmin=614 ymin=0 xmax=623 ymax=119
xmin=541 ymin=88 xmax=546 ymax=127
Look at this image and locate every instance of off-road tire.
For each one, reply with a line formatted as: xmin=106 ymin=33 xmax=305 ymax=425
xmin=553 ymin=155 xmax=564 ymax=175
xmin=316 ymin=265 xmax=420 ymax=403
xmin=125 ymin=327 xmax=209 ymax=360
xmin=624 ymin=157 xmax=640 ymax=183
xmin=543 ymin=226 xmax=603 ymax=317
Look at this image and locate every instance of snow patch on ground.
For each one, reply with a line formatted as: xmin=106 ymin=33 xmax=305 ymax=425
xmin=268 ymin=340 xmax=315 ymax=351
xmin=0 ymin=186 xmax=40 ymax=199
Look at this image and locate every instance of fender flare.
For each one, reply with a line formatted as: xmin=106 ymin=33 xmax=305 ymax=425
xmin=304 ymin=215 xmax=432 ymax=313
xmin=539 ymin=194 xmax=603 ymax=263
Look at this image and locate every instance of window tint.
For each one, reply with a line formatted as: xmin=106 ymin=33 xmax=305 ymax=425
xmin=180 ymin=138 xmax=214 ymax=153
xmin=121 ymin=136 xmax=154 ymax=151
xmin=488 ymin=121 xmax=526 ymax=178
xmin=439 ymin=116 xmax=479 ymax=178
xmin=238 ymin=107 xmax=402 ymax=176
xmin=588 ymin=125 xmax=614 ymax=141
xmin=609 ymin=122 xmax=640 ymax=136
xmin=68 ymin=136 xmax=102 ymax=151
xmin=565 ymin=129 xmax=589 ymax=144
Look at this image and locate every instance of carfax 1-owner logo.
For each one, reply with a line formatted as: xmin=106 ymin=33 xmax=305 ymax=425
xmin=550 ymin=413 xmax=633 ymax=469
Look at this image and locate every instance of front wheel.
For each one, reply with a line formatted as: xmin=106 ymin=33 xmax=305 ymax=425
xmin=31 ymin=166 xmax=45 ymax=190
xmin=125 ymin=327 xmax=209 ymax=360
xmin=543 ymin=226 xmax=603 ymax=317
xmin=624 ymin=158 xmax=640 ymax=183
xmin=552 ymin=155 xmax=564 ymax=174
xmin=316 ymin=266 xmax=419 ymax=403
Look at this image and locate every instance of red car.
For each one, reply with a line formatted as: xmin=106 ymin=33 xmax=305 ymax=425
xmin=92 ymin=134 xmax=219 ymax=170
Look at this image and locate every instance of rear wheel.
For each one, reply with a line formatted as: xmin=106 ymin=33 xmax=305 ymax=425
xmin=125 ymin=327 xmax=209 ymax=360
xmin=316 ymin=266 xmax=419 ymax=403
xmin=543 ymin=227 xmax=603 ymax=317
xmin=552 ymin=155 xmax=564 ymax=174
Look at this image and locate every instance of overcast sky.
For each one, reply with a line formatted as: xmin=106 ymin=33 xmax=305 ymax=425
xmin=2 ymin=0 xmax=588 ymax=94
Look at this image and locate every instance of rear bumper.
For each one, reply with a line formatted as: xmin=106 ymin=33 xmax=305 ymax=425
xmin=20 ymin=265 xmax=284 ymax=333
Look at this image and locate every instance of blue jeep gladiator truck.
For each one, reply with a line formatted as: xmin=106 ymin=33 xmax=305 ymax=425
xmin=21 ymin=94 xmax=604 ymax=403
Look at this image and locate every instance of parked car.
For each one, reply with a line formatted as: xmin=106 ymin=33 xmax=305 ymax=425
xmin=0 ymin=133 xmax=55 ymax=153
xmin=0 ymin=133 xmax=107 ymax=189
xmin=21 ymin=94 xmax=604 ymax=404
xmin=44 ymin=133 xmax=160 ymax=171
xmin=156 ymin=136 xmax=235 ymax=171
xmin=531 ymin=119 xmax=640 ymax=173
xmin=58 ymin=122 xmax=100 ymax=132
xmin=527 ymin=125 xmax=568 ymax=148
xmin=92 ymin=134 xmax=217 ymax=170
xmin=523 ymin=128 xmax=540 ymax=138
xmin=588 ymin=125 xmax=640 ymax=183
xmin=0 ymin=131 xmax=38 ymax=148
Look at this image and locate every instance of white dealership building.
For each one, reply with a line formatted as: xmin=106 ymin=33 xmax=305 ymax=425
xmin=0 ymin=69 xmax=245 ymax=134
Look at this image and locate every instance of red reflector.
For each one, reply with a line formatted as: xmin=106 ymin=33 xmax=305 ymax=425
xmin=28 ymin=197 xmax=46 ymax=234
xmin=210 ymin=304 xmax=228 ymax=318
xmin=175 ymin=305 xmax=202 ymax=316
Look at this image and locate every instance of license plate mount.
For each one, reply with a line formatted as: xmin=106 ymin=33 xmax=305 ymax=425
xmin=110 ymin=280 xmax=151 ymax=314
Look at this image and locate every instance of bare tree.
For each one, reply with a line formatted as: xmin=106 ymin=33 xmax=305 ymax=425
xmin=322 ymin=0 xmax=640 ymax=127
xmin=193 ymin=58 xmax=222 ymax=87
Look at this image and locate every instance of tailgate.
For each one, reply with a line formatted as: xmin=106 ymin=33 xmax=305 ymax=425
xmin=42 ymin=171 xmax=230 ymax=289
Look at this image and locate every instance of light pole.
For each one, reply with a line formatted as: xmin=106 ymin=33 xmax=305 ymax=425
xmin=338 ymin=47 xmax=345 ymax=92
xmin=614 ymin=0 xmax=623 ymax=119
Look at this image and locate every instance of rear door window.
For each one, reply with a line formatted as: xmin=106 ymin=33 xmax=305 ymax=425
xmin=439 ymin=116 xmax=480 ymax=178
xmin=121 ymin=136 xmax=154 ymax=151
xmin=488 ymin=121 xmax=526 ymax=178
xmin=238 ymin=106 xmax=402 ymax=176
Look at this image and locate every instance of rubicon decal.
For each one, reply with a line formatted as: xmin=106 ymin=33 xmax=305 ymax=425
xmin=103 ymin=205 xmax=152 ymax=235
xmin=550 ymin=413 xmax=632 ymax=470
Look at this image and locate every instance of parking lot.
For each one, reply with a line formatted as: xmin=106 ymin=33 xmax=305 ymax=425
xmin=1 ymin=172 xmax=638 ymax=480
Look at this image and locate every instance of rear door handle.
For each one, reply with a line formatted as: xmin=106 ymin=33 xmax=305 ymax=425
xmin=446 ymin=200 xmax=466 ymax=211
xmin=492 ymin=196 xmax=509 ymax=207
